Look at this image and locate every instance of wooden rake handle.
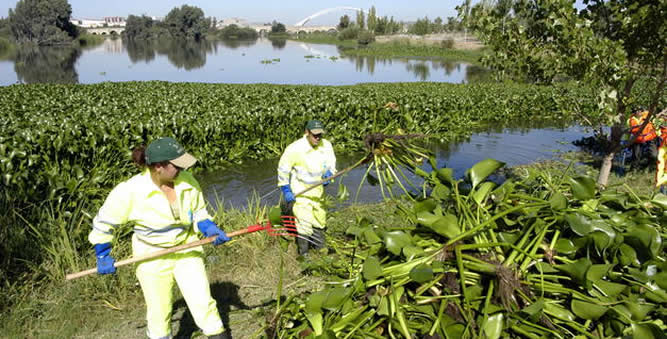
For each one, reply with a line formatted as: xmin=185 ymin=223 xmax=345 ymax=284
xmin=65 ymin=224 xmax=268 ymax=281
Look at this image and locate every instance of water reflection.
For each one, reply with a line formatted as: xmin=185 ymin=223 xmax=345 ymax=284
xmin=125 ymin=39 xmax=217 ymax=70
xmin=217 ymin=39 xmax=258 ymax=49
xmin=270 ymin=38 xmax=286 ymax=50
xmin=14 ymin=45 xmax=80 ymax=84
xmin=406 ymin=62 xmax=430 ymax=81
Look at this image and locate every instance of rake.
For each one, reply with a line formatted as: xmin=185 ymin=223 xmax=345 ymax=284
xmin=65 ymin=218 xmax=310 ymax=281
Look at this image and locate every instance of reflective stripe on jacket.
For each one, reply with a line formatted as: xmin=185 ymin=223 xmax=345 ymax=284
xmin=658 ymin=140 xmax=667 ymax=187
xmin=628 ymin=111 xmax=657 ymax=143
xmin=277 ymin=135 xmax=336 ymax=199
xmin=88 ymin=169 xmax=212 ymax=248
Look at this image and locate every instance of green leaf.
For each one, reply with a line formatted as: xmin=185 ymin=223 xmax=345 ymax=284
xmin=473 ymin=181 xmax=496 ymax=205
xmin=482 ymin=312 xmax=504 ymax=339
xmin=624 ymin=224 xmax=662 ymax=261
xmin=554 ymin=238 xmax=577 ymax=255
xmin=571 ymin=299 xmax=607 ymax=320
xmin=556 ymin=258 xmax=591 ymax=285
xmin=362 ymin=256 xmax=383 ymax=281
xmin=466 ymin=158 xmax=505 ymax=188
xmin=336 ymin=183 xmax=349 ymax=202
xmin=436 ymin=167 xmax=455 ymax=185
xmin=549 ymin=191 xmax=567 ymax=210
xmin=428 ymin=214 xmax=461 ymax=239
xmin=305 ymin=311 xmax=323 ymax=336
xmin=544 ymin=302 xmax=575 ymax=322
xmin=431 ymin=184 xmax=451 ymax=200
xmin=268 ymin=206 xmax=282 ymax=226
xmin=568 ymin=176 xmax=596 ymax=200
xmin=363 ymin=229 xmax=382 ymax=244
xmin=630 ymin=323 xmax=665 ymax=339
xmin=402 ymin=245 xmax=424 ymax=259
xmin=409 ymin=263 xmax=434 ymax=283
xmin=594 ymin=280 xmax=627 ymax=297
xmin=321 ymin=287 xmax=349 ymax=311
xmin=384 ymin=231 xmax=412 ymax=256
xmin=617 ymin=243 xmax=638 ymax=266
xmin=414 ymin=198 xmax=437 ymax=214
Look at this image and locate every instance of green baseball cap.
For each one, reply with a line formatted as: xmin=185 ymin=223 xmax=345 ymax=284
xmin=306 ymin=120 xmax=325 ymax=134
xmin=145 ymin=137 xmax=197 ymax=169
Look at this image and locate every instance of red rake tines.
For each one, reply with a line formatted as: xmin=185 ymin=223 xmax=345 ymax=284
xmin=266 ymin=215 xmax=298 ymax=237
xmin=272 ymin=215 xmax=324 ymax=247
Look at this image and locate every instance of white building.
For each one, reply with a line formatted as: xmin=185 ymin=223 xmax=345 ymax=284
xmin=71 ymin=17 xmax=126 ymax=28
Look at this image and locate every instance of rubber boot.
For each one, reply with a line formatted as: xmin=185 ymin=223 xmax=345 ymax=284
xmin=297 ymin=237 xmax=310 ymax=256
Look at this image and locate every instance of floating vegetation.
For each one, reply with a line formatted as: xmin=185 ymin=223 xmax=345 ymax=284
xmin=329 ymin=56 xmax=338 ymax=61
xmin=264 ymin=159 xmax=667 ymax=338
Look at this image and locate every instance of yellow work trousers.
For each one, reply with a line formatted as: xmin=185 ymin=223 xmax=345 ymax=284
xmin=293 ymin=197 xmax=326 ymax=236
xmin=135 ymin=250 xmax=223 ymax=339
xmin=657 ymin=144 xmax=667 ymax=187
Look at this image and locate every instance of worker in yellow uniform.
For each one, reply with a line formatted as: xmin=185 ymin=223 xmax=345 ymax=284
xmin=656 ymin=111 xmax=667 ymax=194
xmin=278 ymin=120 xmax=337 ymax=256
xmin=627 ymin=107 xmax=658 ymax=165
xmin=89 ymin=137 xmax=229 ymax=339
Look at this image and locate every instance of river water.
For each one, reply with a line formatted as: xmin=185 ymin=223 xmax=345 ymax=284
xmin=0 ymin=37 xmax=487 ymax=85
xmin=199 ymin=125 xmax=589 ymax=209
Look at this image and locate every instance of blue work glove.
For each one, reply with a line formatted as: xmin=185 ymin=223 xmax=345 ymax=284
xmin=322 ymin=170 xmax=333 ymax=186
xmin=280 ymin=185 xmax=295 ymax=203
xmin=94 ymin=243 xmax=116 ymax=275
xmin=197 ymin=219 xmax=230 ymax=245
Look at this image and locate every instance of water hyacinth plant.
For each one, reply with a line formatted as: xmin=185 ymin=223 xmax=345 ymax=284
xmin=263 ymin=159 xmax=666 ymax=338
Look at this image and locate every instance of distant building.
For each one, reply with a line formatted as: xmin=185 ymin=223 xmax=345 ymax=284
xmin=217 ymin=17 xmax=249 ymax=28
xmin=104 ymin=16 xmax=126 ymax=27
xmin=71 ymin=17 xmax=126 ymax=28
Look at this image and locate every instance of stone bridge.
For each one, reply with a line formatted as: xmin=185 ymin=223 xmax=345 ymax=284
xmin=86 ymin=27 xmax=124 ymax=35
xmin=248 ymin=24 xmax=337 ymax=35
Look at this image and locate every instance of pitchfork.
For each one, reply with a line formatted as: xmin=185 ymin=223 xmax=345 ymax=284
xmin=65 ymin=218 xmax=309 ymax=281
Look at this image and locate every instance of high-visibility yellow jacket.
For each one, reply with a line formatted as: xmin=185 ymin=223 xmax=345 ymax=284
xmin=277 ymin=135 xmax=336 ymax=199
xmin=657 ymin=126 xmax=667 ymax=187
xmin=88 ymin=169 xmax=212 ymax=249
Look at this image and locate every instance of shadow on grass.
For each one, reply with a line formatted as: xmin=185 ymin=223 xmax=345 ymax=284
xmin=173 ymin=281 xmax=259 ymax=339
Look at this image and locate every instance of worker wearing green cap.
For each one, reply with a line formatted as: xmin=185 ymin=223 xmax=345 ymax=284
xmin=88 ymin=137 xmax=229 ymax=339
xmin=277 ymin=120 xmax=337 ymax=255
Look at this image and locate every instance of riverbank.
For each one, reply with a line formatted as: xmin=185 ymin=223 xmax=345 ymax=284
xmin=289 ymin=32 xmax=485 ymax=64
xmin=1 ymin=154 xmax=663 ymax=337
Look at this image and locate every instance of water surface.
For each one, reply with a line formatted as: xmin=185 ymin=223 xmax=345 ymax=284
xmin=0 ymin=38 xmax=487 ymax=85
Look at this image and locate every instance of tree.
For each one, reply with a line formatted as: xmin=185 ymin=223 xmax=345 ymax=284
xmin=337 ymin=15 xmax=350 ymax=30
xmin=375 ymin=16 xmax=388 ymax=34
xmin=356 ymin=10 xmax=365 ymax=29
xmin=456 ymin=0 xmax=472 ymax=41
xmin=123 ymin=15 xmax=155 ymax=40
xmin=164 ymin=5 xmax=210 ymax=40
xmin=410 ymin=17 xmax=431 ymax=36
xmin=8 ymin=0 xmax=78 ymax=45
xmin=271 ymin=21 xmax=286 ymax=34
xmin=367 ymin=6 xmax=377 ymax=33
xmin=468 ymin=0 xmax=666 ymax=187
xmin=433 ymin=17 xmax=443 ymax=33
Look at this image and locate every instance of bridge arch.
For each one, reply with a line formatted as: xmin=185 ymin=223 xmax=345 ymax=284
xmin=295 ymin=7 xmax=366 ymax=27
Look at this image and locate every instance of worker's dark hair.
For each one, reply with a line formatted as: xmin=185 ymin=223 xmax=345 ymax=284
xmin=132 ymin=145 xmax=148 ymax=168
xmin=633 ymin=106 xmax=646 ymax=113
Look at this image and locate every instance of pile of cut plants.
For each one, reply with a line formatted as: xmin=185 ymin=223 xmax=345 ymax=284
xmin=263 ymin=159 xmax=666 ymax=338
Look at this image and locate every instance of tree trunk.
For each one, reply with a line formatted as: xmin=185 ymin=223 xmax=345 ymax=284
xmin=597 ymin=151 xmax=615 ymax=187
xmin=597 ymin=124 xmax=624 ymax=188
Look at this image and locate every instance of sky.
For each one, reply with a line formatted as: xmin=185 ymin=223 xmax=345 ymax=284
xmin=0 ymin=0 xmax=472 ymax=25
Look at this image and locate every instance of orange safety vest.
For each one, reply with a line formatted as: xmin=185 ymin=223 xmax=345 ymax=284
xmin=628 ymin=111 xmax=657 ymax=143
xmin=657 ymin=126 xmax=667 ymax=187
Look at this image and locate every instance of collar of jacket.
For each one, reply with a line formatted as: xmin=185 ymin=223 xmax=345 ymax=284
xmin=137 ymin=168 xmax=196 ymax=198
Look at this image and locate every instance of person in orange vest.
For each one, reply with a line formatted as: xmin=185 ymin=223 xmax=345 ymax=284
xmin=655 ymin=111 xmax=667 ymax=194
xmin=627 ymin=107 xmax=658 ymax=165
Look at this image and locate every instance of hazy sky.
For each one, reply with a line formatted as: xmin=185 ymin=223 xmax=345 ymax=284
xmin=0 ymin=0 xmax=474 ymax=25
